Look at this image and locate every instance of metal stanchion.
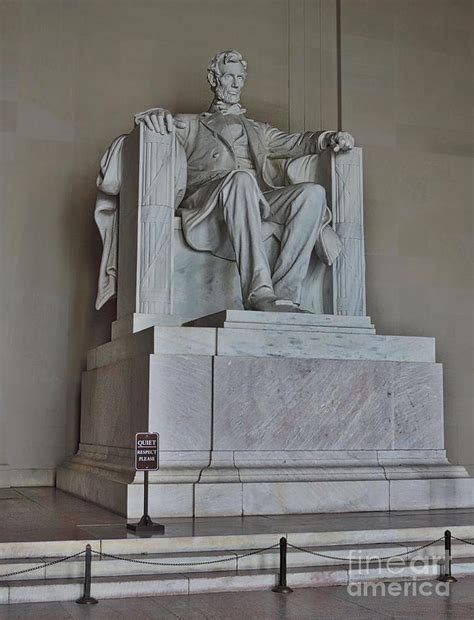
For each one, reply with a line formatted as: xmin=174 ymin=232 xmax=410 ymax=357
xmin=76 ymin=544 xmax=99 ymax=604
xmin=272 ymin=537 xmax=293 ymax=593
xmin=127 ymin=470 xmax=165 ymax=536
xmin=438 ymin=530 xmax=457 ymax=583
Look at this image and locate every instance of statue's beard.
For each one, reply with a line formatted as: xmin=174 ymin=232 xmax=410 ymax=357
xmin=215 ymin=84 xmax=241 ymax=104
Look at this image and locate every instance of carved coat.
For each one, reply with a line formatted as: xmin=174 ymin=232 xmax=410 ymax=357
xmin=174 ymin=111 xmax=334 ymax=260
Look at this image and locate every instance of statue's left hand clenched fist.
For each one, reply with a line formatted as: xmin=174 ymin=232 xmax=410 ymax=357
xmin=329 ymin=131 xmax=355 ymax=153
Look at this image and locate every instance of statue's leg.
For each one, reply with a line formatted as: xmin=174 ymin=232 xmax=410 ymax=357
xmin=265 ymin=182 xmax=326 ymax=305
xmin=219 ymin=171 xmax=275 ymax=308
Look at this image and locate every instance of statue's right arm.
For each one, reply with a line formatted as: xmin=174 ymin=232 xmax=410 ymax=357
xmin=134 ymin=107 xmax=188 ymax=135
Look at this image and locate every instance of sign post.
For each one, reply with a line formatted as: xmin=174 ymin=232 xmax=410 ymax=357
xmin=127 ymin=432 xmax=165 ymax=536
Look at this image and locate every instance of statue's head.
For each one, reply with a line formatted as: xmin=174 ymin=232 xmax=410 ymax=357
xmin=207 ymin=50 xmax=248 ymax=104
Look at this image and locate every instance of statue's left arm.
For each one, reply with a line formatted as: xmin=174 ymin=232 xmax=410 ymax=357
xmin=264 ymin=125 xmax=354 ymax=158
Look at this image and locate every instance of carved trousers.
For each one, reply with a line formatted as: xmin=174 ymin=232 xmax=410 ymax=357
xmin=219 ymin=170 xmax=326 ymax=307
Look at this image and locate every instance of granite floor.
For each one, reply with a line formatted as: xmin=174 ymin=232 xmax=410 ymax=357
xmin=0 ymin=578 xmax=474 ymax=619
xmin=3 ymin=487 xmax=474 ymax=543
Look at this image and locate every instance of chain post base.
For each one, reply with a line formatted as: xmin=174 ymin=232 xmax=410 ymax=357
xmin=76 ymin=595 xmax=99 ymax=605
xmin=438 ymin=575 xmax=458 ymax=583
xmin=272 ymin=585 xmax=294 ymax=594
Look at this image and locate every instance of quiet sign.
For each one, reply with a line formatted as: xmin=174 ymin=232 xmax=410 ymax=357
xmin=134 ymin=432 xmax=159 ymax=471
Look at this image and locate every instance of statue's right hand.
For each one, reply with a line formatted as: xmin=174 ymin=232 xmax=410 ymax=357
xmin=134 ymin=107 xmax=187 ymax=134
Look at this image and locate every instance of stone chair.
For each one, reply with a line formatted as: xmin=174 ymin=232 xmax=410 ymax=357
xmin=98 ymin=124 xmax=366 ymax=338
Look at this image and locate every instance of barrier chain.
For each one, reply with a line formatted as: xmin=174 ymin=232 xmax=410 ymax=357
xmin=92 ymin=543 xmax=280 ymax=567
xmin=452 ymin=535 xmax=474 ymax=546
xmin=0 ymin=550 xmax=85 ymax=579
xmin=287 ymin=536 xmax=445 ymax=563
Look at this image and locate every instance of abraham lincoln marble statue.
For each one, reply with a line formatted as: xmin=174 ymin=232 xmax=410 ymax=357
xmin=96 ymin=50 xmax=354 ymax=314
xmin=59 ymin=50 xmax=471 ymax=521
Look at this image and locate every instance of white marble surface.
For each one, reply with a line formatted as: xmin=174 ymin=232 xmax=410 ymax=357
xmin=197 ymin=451 xmax=240 ymax=483
xmin=194 ymin=482 xmax=243 ymax=517
xmin=189 ymin=310 xmax=374 ymax=329
xmin=392 ymin=361 xmax=444 ymax=448
xmin=149 ymin=355 xmax=213 ymax=451
xmin=288 ymin=567 xmax=349 ymax=588
xmin=7 ymin=575 xmax=189 ymax=604
xmin=100 ymin=532 xmax=283 ymax=556
xmin=111 ymin=312 xmax=190 ymax=340
xmin=347 ymin=563 xmax=439 ymax=584
xmin=390 ymin=478 xmax=474 ymax=510
xmin=153 ymin=328 xmax=216 ymax=356
xmin=8 ymin=582 xmax=82 ymax=604
xmin=216 ymin=328 xmax=435 ymax=361
xmin=187 ymin=572 xmax=275 ymax=594
xmin=377 ymin=449 xmax=449 ymax=465
xmin=213 ymin=357 xmax=443 ymax=451
xmin=87 ymin=328 xmax=154 ymax=370
xmin=88 ymin=327 xmax=216 ymax=370
xmin=128 ymin=481 xmax=195 ymax=518
xmin=331 ymin=148 xmax=366 ymax=316
xmin=224 ymin=322 xmax=375 ymax=334
xmin=174 ymin=226 xmax=243 ymax=318
xmin=232 ymin=450 xmax=383 ymax=482
xmin=242 ymin=480 xmax=389 ymax=514
xmin=81 ymin=353 xmax=214 ymax=452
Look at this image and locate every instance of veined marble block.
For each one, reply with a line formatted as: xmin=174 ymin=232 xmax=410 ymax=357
xmin=57 ymin=313 xmax=474 ymax=518
xmin=213 ymin=358 xmax=443 ymax=451
xmin=215 ymin=329 xmax=435 ymax=361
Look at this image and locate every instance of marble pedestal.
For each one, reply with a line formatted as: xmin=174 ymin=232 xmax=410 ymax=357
xmin=57 ymin=311 xmax=474 ymax=518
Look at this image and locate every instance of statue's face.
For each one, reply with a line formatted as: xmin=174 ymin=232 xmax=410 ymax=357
xmin=214 ymin=61 xmax=246 ymax=104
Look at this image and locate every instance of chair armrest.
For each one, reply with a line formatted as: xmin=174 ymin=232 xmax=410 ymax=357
xmin=285 ymin=151 xmax=332 ymax=188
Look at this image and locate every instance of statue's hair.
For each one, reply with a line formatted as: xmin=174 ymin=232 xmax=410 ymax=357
xmin=207 ymin=50 xmax=248 ymax=90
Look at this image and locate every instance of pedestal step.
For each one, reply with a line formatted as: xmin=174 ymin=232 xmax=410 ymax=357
xmin=4 ymin=541 xmax=474 ymax=580
xmin=185 ymin=310 xmax=376 ymax=332
xmin=87 ymin=325 xmax=435 ymax=371
xmin=89 ymin=307 xmax=436 ymax=371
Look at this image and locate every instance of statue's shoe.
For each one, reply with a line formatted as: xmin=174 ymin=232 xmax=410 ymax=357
xmin=250 ymin=298 xmax=312 ymax=313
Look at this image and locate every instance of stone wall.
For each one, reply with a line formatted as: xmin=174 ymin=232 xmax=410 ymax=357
xmin=340 ymin=0 xmax=474 ymax=473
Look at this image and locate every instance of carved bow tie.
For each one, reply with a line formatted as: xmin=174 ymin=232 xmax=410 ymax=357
xmin=216 ymin=103 xmax=246 ymax=116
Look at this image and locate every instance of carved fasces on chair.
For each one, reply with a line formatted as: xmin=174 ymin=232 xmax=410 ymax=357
xmin=118 ymin=124 xmax=179 ymax=318
xmin=331 ymin=147 xmax=366 ymax=316
xmin=138 ymin=127 xmax=175 ymax=314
